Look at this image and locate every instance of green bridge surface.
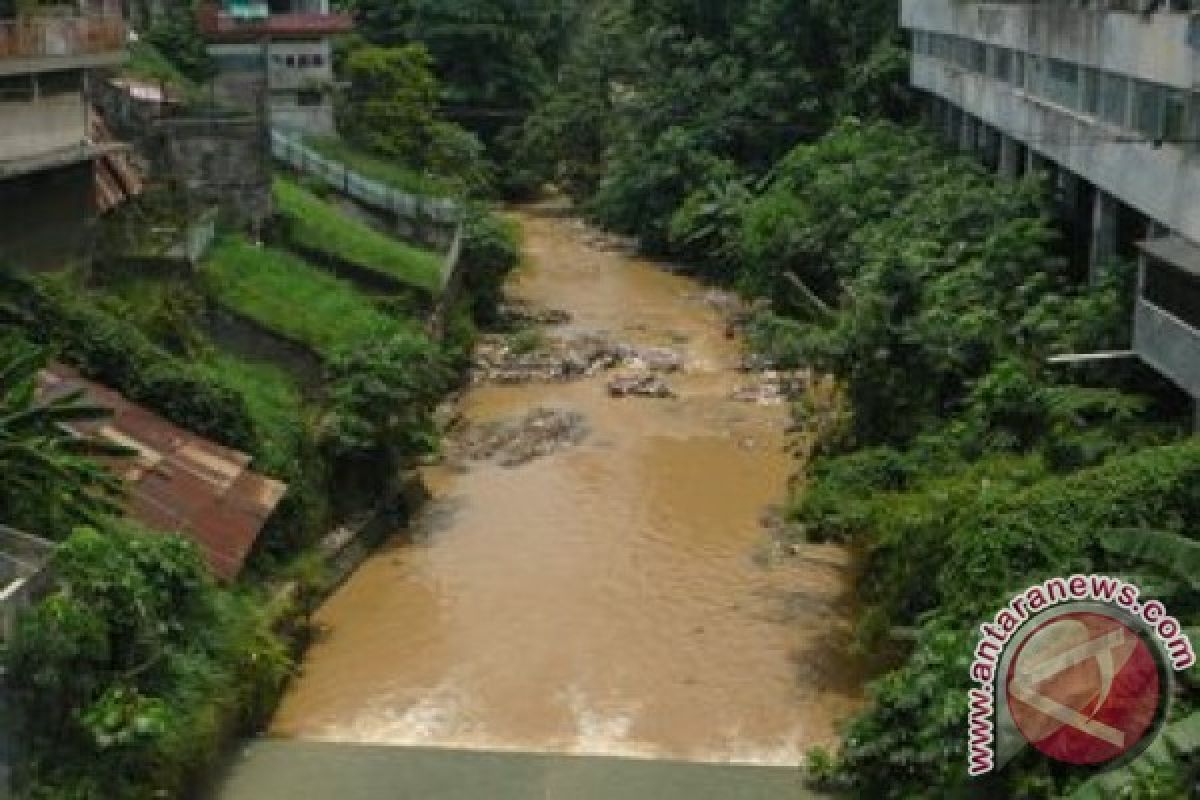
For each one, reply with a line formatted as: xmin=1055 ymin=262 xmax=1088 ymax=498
xmin=213 ymin=740 xmax=821 ymax=800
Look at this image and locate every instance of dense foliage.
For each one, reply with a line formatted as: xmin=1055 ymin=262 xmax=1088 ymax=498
xmin=348 ymin=0 xmax=578 ymax=195
xmin=5 ymin=524 xmax=292 ymax=799
xmin=0 ymin=335 xmax=126 ymax=538
xmin=0 ymin=271 xmax=257 ymax=452
xmin=337 ymin=42 xmax=490 ymax=194
xmin=516 ymin=0 xmax=908 ymax=241
xmin=734 ymin=123 xmax=1197 ymax=797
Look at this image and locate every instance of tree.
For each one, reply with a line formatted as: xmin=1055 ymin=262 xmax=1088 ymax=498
xmin=4 ymin=523 xmax=292 ymax=798
xmin=0 ymin=334 xmax=127 ymax=537
xmin=338 ymin=42 xmax=489 ymax=192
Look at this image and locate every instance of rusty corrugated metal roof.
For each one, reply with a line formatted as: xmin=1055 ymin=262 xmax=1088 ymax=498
xmin=38 ymin=364 xmax=287 ymax=580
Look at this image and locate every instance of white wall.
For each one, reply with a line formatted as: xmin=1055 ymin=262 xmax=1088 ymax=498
xmin=902 ymin=0 xmax=1200 ymax=89
xmin=0 ymin=92 xmax=87 ymax=162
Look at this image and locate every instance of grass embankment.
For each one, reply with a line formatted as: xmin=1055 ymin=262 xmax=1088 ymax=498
xmin=305 ymin=135 xmax=450 ymax=197
xmin=201 ymin=352 xmax=307 ymax=474
xmin=203 ymin=236 xmax=421 ymax=359
xmin=81 ymin=270 xmax=309 ymax=476
xmin=273 ymin=177 xmax=443 ymax=292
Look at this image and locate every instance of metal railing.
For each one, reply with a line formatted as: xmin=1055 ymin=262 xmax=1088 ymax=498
xmin=269 ymin=130 xmax=461 ymax=229
xmin=0 ymin=15 xmax=124 ymax=62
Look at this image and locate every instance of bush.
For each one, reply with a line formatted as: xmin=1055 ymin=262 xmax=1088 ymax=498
xmin=460 ymin=209 xmax=521 ymax=324
xmin=5 ymin=523 xmax=292 ymax=799
xmin=0 ymin=272 xmax=256 ymax=452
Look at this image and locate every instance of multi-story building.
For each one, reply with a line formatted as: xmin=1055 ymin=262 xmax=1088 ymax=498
xmin=198 ymin=0 xmax=352 ymax=136
xmin=901 ymin=0 xmax=1200 ymax=422
xmin=0 ymin=0 xmax=126 ymax=269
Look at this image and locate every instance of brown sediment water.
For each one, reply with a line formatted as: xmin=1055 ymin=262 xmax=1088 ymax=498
xmin=268 ymin=201 xmax=863 ymax=764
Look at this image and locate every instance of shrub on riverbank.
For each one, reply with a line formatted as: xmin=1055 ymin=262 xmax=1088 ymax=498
xmin=4 ymin=523 xmax=293 ymax=800
xmin=745 ymin=122 xmax=1198 ymax=797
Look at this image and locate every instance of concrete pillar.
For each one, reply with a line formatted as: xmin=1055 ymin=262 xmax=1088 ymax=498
xmin=960 ymin=113 xmax=975 ymax=152
xmin=998 ymin=135 xmax=1021 ymax=179
xmin=945 ymin=106 xmax=959 ymax=144
xmin=1089 ymin=190 xmax=1118 ymax=284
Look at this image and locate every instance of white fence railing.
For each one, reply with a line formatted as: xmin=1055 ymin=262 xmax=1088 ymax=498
xmin=269 ymin=130 xmax=460 ymax=229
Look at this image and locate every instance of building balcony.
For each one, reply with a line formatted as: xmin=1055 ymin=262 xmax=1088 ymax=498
xmin=0 ymin=13 xmax=125 ymax=76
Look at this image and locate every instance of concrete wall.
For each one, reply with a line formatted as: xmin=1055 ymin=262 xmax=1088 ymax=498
xmin=159 ymin=116 xmax=272 ymax=227
xmin=208 ymin=39 xmax=336 ymax=137
xmin=901 ymin=0 xmax=1200 ymax=88
xmin=0 ymin=89 xmax=87 ymax=162
xmin=901 ymin=1 xmax=1200 ymax=246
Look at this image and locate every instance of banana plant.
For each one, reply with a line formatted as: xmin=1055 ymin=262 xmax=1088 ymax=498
xmin=0 ymin=335 xmax=131 ymax=536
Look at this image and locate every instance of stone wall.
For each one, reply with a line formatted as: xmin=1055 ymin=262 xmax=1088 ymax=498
xmin=159 ymin=116 xmax=272 ymax=228
xmin=92 ymin=81 xmax=273 ymax=229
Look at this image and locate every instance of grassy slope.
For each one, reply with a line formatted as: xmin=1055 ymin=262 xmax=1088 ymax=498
xmin=83 ymin=273 xmax=307 ymax=474
xmin=305 ymin=135 xmax=448 ymax=197
xmin=273 ymin=177 xmax=443 ymax=292
xmin=201 ymin=352 xmax=306 ymax=474
xmin=203 ymin=236 xmax=417 ymax=358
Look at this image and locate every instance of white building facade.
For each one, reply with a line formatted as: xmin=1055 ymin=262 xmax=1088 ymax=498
xmin=901 ymin=0 xmax=1200 ymax=417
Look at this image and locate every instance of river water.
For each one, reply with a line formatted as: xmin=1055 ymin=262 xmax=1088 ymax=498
xmin=268 ymin=202 xmax=863 ymax=765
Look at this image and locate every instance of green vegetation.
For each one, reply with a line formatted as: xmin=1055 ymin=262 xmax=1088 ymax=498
xmin=0 ymin=271 xmax=257 ymax=453
xmin=0 ymin=342 xmax=293 ymax=799
xmin=141 ymin=2 xmax=216 ymax=85
xmin=200 ymin=352 xmax=307 ymax=478
xmin=273 ymin=177 xmax=443 ymax=292
xmin=335 ymin=43 xmax=490 ymax=195
xmin=514 ymin=0 xmax=907 ymax=235
xmin=0 ymin=334 xmax=127 ymax=538
xmin=350 ymin=0 xmax=575 ymax=195
xmin=4 ymin=523 xmax=293 ymax=799
xmin=121 ymin=39 xmax=197 ymax=94
xmin=202 ymin=236 xmax=421 ymax=359
xmin=305 ymin=135 xmax=450 ymax=197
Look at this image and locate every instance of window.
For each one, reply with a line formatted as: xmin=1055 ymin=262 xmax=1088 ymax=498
xmin=1045 ymin=59 xmax=1080 ymax=109
xmin=967 ymin=41 xmax=986 ymax=73
xmin=297 ymin=54 xmax=311 ymax=68
xmin=993 ymin=48 xmax=1013 ymax=83
xmin=297 ymin=89 xmax=322 ymax=106
xmin=285 ymin=55 xmax=296 ymax=67
xmin=1134 ymin=80 xmax=1164 ymax=139
xmin=1144 ymin=256 xmax=1200 ymax=329
xmin=1024 ymin=55 xmax=1044 ymax=95
xmin=0 ymin=75 xmax=34 ymax=102
xmin=1098 ymin=72 xmax=1129 ymax=127
xmin=1013 ymin=52 xmax=1025 ymax=88
xmin=312 ymin=54 xmax=325 ymax=68
xmin=37 ymin=70 xmax=82 ymax=96
xmin=1082 ymin=68 xmax=1100 ymax=115
xmin=1162 ymin=89 xmax=1187 ymax=143
xmin=214 ymin=52 xmax=265 ymax=71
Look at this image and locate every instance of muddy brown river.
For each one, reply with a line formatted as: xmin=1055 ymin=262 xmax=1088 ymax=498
xmin=269 ymin=203 xmax=863 ymax=764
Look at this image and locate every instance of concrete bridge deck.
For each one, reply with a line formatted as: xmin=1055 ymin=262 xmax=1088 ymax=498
xmin=213 ymin=740 xmax=820 ymax=800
